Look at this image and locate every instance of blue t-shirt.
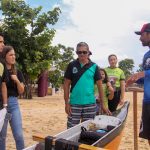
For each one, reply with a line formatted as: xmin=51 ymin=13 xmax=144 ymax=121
xmin=138 ymin=50 xmax=150 ymax=103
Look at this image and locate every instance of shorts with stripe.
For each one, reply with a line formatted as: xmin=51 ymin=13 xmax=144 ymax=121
xmin=139 ymin=103 xmax=150 ymax=140
xmin=67 ymin=104 xmax=96 ymax=128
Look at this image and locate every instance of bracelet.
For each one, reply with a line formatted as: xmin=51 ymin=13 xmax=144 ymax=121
xmin=3 ymin=104 xmax=8 ymax=107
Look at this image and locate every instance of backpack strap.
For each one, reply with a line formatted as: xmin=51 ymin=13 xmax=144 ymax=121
xmin=70 ymin=62 xmax=95 ymax=92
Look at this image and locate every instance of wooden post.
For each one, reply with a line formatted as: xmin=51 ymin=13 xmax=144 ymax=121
xmin=127 ymin=87 xmax=143 ymax=150
xmin=133 ymin=91 xmax=138 ymax=150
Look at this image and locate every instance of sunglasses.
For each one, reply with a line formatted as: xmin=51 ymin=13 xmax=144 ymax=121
xmin=77 ymin=51 xmax=88 ymax=55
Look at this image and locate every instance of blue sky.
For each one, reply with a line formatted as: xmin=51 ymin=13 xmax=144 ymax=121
xmin=17 ymin=1 xmax=150 ymax=71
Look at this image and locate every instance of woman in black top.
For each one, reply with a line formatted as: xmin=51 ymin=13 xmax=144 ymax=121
xmin=0 ymin=46 xmax=25 ymax=150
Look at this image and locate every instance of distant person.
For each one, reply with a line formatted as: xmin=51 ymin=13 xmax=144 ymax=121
xmin=0 ymin=46 xmax=25 ymax=150
xmin=64 ymin=42 xmax=108 ymax=128
xmin=95 ymin=68 xmax=114 ymax=115
xmin=126 ymin=23 xmax=150 ymax=145
xmin=105 ymin=54 xmax=125 ymax=112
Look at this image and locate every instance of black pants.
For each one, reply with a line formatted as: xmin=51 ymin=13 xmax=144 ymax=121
xmin=108 ymin=90 xmax=121 ymax=112
xmin=139 ymin=103 xmax=150 ymax=140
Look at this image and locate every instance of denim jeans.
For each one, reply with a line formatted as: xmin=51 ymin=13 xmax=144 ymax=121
xmin=0 ymin=96 xmax=25 ymax=150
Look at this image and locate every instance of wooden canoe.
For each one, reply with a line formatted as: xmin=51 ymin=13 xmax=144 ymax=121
xmin=23 ymin=101 xmax=130 ymax=150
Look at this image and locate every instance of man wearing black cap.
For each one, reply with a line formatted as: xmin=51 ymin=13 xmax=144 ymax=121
xmin=126 ymin=23 xmax=150 ymax=145
xmin=64 ymin=42 xmax=111 ymax=128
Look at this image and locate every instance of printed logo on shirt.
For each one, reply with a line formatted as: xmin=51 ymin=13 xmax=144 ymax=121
xmin=73 ymin=67 xmax=78 ymax=74
xmin=0 ymin=63 xmax=4 ymax=77
xmin=144 ymin=58 xmax=150 ymax=70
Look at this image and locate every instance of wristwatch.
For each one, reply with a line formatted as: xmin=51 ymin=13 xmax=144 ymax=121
xmin=3 ymin=104 xmax=8 ymax=108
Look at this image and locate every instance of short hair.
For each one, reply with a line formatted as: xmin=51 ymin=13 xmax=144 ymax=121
xmin=76 ymin=42 xmax=89 ymax=51
xmin=108 ymin=54 xmax=117 ymax=60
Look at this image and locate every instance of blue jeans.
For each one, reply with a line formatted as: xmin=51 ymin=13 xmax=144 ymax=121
xmin=0 ymin=96 xmax=25 ymax=150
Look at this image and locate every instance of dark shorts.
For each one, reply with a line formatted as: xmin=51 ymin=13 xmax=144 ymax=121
xmin=139 ymin=103 xmax=150 ymax=140
xmin=108 ymin=90 xmax=121 ymax=112
xmin=67 ymin=104 xmax=96 ymax=128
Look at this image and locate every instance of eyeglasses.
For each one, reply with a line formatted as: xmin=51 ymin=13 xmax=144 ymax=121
xmin=77 ymin=51 xmax=88 ymax=55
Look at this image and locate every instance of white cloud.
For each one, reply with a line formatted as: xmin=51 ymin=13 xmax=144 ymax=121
xmin=53 ymin=0 xmax=150 ymax=71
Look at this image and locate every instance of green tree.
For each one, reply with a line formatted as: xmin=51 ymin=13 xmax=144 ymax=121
xmin=48 ymin=44 xmax=74 ymax=88
xmin=137 ymin=64 xmax=143 ymax=72
xmin=118 ymin=58 xmax=134 ymax=79
xmin=0 ymin=0 xmax=62 ymax=98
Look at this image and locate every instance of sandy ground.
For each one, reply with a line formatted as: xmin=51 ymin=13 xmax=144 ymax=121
xmin=6 ymin=92 xmax=149 ymax=150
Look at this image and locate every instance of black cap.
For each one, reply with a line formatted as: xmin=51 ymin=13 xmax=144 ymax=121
xmin=89 ymin=51 xmax=92 ymax=55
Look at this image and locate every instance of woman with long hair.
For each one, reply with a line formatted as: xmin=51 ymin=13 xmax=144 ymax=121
xmin=0 ymin=46 xmax=25 ymax=150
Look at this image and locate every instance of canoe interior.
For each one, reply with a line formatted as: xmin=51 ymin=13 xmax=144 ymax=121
xmin=23 ymin=101 xmax=130 ymax=150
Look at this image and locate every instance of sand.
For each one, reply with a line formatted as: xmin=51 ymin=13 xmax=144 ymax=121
xmin=6 ymin=92 xmax=149 ymax=150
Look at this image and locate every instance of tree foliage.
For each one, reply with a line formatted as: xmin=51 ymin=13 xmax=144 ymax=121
xmin=0 ymin=0 xmax=74 ymax=98
xmin=118 ymin=58 xmax=134 ymax=79
xmin=137 ymin=64 xmax=143 ymax=72
xmin=48 ymin=44 xmax=74 ymax=88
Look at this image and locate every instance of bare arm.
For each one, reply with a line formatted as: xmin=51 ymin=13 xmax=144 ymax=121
xmin=107 ymin=82 xmax=114 ymax=100
xmin=96 ymin=80 xmax=104 ymax=105
xmin=64 ymin=78 xmax=71 ymax=104
xmin=11 ymin=75 xmax=24 ymax=94
xmin=120 ymin=80 xmax=125 ymax=105
xmin=2 ymin=82 xmax=7 ymax=106
xmin=126 ymin=72 xmax=144 ymax=86
xmin=96 ymin=80 xmax=112 ymax=115
xmin=64 ymin=78 xmax=71 ymax=115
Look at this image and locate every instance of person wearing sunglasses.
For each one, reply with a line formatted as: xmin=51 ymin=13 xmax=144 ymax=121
xmin=64 ymin=42 xmax=109 ymax=128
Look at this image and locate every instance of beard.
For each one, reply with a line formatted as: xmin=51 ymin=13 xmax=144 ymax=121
xmin=142 ymin=41 xmax=150 ymax=46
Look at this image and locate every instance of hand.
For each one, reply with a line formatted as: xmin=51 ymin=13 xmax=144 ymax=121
xmin=119 ymin=99 xmax=124 ymax=105
xmin=11 ymin=75 xmax=19 ymax=83
xmin=126 ymin=75 xmax=137 ymax=87
xmin=126 ymin=72 xmax=144 ymax=87
xmin=65 ymin=103 xmax=72 ymax=116
xmin=3 ymin=104 xmax=8 ymax=110
xmin=101 ymin=105 xmax=112 ymax=115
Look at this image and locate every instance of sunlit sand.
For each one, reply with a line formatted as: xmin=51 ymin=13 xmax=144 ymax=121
xmin=7 ymin=92 xmax=149 ymax=150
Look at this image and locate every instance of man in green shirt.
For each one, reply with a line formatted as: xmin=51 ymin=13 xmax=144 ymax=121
xmin=64 ymin=42 xmax=108 ymax=128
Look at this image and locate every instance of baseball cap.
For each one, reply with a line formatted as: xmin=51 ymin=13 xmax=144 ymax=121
xmin=89 ymin=51 xmax=92 ymax=55
xmin=135 ymin=23 xmax=150 ymax=35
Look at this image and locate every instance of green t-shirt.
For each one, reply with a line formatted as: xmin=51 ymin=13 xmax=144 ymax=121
xmin=70 ymin=64 xmax=97 ymax=105
xmin=102 ymin=83 xmax=109 ymax=109
xmin=105 ymin=67 xmax=125 ymax=88
xmin=95 ymin=83 xmax=109 ymax=109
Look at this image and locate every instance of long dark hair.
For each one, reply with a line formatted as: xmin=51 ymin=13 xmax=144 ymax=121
xmin=99 ymin=68 xmax=109 ymax=83
xmin=2 ymin=45 xmax=17 ymax=75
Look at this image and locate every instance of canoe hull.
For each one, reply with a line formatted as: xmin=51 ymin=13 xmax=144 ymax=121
xmin=23 ymin=101 xmax=130 ymax=150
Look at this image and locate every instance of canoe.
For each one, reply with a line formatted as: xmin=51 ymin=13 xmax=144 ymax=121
xmin=0 ymin=108 xmax=7 ymax=132
xmin=23 ymin=101 xmax=130 ymax=150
